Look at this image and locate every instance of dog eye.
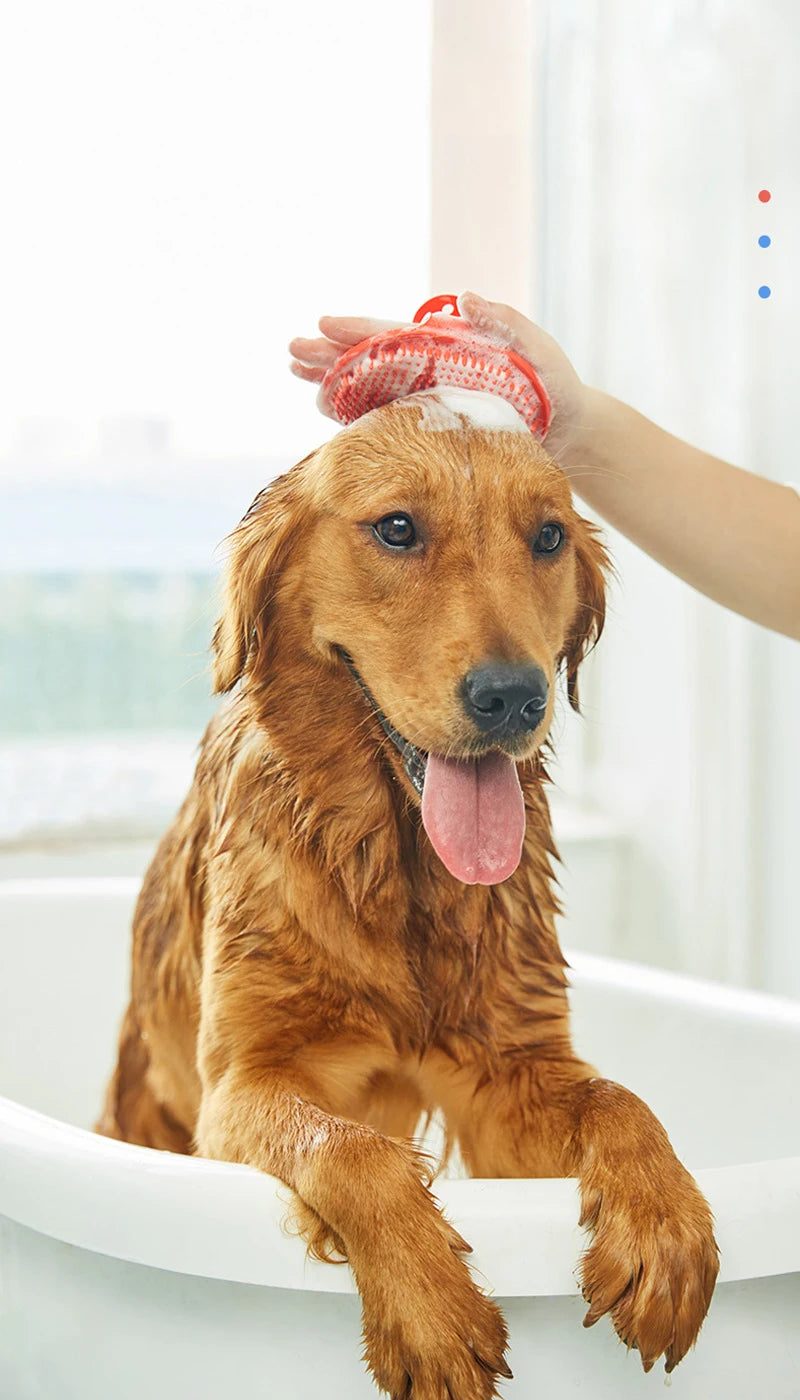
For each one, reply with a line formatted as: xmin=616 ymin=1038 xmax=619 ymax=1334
xmin=533 ymin=522 xmax=565 ymax=555
xmin=373 ymin=513 xmax=417 ymax=549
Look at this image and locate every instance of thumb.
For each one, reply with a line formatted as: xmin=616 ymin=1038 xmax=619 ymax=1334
xmin=457 ymin=291 xmax=529 ymax=348
xmin=458 ymin=290 xmax=576 ymax=387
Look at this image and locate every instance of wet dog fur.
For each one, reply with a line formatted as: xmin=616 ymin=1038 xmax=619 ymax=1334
xmin=98 ymin=394 xmax=719 ymax=1396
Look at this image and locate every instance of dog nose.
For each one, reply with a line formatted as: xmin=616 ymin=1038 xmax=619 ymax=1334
xmin=462 ymin=663 xmax=550 ymax=735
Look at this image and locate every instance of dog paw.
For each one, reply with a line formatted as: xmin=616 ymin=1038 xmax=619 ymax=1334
xmin=358 ymin=1228 xmax=512 ymax=1399
xmin=578 ymin=1169 xmax=719 ymax=1374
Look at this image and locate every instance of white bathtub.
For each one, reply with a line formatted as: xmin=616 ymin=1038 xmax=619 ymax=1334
xmin=0 ymin=878 xmax=798 ymax=1399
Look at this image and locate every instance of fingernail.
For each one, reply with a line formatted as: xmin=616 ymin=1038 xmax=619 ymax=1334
xmin=459 ymin=290 xmax=491 ymax=318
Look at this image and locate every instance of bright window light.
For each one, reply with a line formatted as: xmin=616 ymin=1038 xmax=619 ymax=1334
xmin=0 ymin=0 xmax=432 ymax=472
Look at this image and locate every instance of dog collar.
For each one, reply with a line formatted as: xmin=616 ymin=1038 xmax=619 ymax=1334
xmin=337 ymin=648 xmax=427 ymax=796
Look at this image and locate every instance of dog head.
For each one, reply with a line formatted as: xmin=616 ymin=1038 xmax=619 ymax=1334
xmin=213 ymin=388 xmax=609 ymax=883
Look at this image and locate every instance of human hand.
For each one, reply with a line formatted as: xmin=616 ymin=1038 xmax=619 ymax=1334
xmin=288 ymin=291 xmax=593 ymax=464
xmin=289 ymin=315 xmax=416 ymax=422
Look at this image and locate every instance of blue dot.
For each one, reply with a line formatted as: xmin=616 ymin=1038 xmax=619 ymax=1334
xmin=758 ymin=285 xmax=771 ymax=298
xmin=758 ymin=235 xmax=771 ymax=247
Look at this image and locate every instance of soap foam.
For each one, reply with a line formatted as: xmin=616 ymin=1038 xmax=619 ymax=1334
xmin=408 ymin=387 xmax=530 ymax=435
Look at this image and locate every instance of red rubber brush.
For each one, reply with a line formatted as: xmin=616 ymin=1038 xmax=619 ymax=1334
xmin=318 ymin=294 xmax=552 ymax=439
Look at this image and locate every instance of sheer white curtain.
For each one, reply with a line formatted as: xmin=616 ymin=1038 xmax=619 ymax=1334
xmin=432 ymin=0 xmax=799 ymax=993
xmin=534 ymin=0 xmax=800 ymax=993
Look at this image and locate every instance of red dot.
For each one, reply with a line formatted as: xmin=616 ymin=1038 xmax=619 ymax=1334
xmin=758 ymin=189 xmax=771 ymax=202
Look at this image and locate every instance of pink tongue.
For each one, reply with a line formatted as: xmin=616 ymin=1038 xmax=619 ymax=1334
xmin=421 ymin=751 xmax=525 ymax=885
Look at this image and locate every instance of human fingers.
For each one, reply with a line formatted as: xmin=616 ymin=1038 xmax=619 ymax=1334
xmin=317 ymin=314 xmax=409 ymax=346
xmin=289 ymin=359 xmax=326 ymax=384
xmin=288 ymin=336 xmax=344 ymax=369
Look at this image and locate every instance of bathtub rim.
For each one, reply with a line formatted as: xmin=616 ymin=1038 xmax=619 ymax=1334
xmin=1 ymin=1093 xmax=799 ymax=1296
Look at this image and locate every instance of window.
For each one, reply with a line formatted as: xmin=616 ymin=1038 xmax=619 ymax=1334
xmin=0 ymin=0 xmax=432 ymax=852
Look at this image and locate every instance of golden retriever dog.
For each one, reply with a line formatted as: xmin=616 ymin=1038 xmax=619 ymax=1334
xmin=98 ymin=387 xmax=719 ymax=1397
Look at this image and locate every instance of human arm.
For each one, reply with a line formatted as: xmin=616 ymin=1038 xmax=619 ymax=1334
xmin=567 ymin=386 xmax=800 ymax=640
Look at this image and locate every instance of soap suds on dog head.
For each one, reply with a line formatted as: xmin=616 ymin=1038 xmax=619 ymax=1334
xmin=409 ymin=388 xmax=530 ymax=435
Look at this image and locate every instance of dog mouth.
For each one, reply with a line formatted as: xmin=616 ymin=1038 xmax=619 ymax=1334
xmin=337 ymin=648 xmax=429 ymax=793
xmin=337 ymin=648 xmax=526 ymax=886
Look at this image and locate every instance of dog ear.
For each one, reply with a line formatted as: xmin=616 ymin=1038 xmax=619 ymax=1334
xmin=212 ymin=452 xmax=315 ymax=694
xmin=561 ymin=521 xmax=611 ymax=711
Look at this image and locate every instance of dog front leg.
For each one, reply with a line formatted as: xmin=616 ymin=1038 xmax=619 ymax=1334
xmin=563 ymin=1076 xmax=719 ymax=1372
xmin=196 ymin=1068 xmax=512 ymax=1400
xmin=450 ymin=1061 xmax=719 ymax=1374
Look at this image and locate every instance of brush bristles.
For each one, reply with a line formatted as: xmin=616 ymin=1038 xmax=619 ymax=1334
xmin=323 ymin=331 xmax=551 ymax=436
